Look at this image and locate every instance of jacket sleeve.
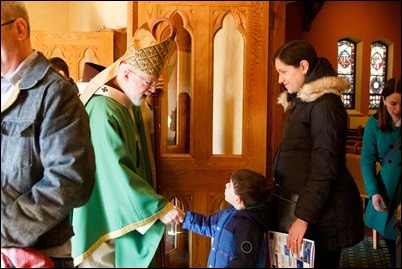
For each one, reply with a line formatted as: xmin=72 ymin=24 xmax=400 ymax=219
xmin=227 ymin=219 xmax=264 ymax=268
xmin=182 ymin=210 xmax=224 ymax=237
xmin=360 ymin=116 xmax=381 ymax=198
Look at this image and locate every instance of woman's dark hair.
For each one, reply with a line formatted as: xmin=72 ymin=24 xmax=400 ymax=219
xmin=376 ymin=77 xmax=401 ymax=131
xmin=231 ymin=169 xmax=274 ymax=207
xmin=273 ymin=40 xmax=337 ymax=84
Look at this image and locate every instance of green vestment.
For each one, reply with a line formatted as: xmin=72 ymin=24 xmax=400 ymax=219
xmin=72 ymin=89 xmax=171 ymax=267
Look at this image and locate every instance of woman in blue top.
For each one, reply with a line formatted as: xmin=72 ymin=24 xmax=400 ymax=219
xmin=182 ymin=169 xmax=273 ymax=268
xmin=361 ymin=77 xmax=401 ymax=268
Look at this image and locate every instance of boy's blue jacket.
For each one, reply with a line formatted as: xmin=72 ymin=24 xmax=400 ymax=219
xmin=182 ymin=204 xmax=270 ymax=268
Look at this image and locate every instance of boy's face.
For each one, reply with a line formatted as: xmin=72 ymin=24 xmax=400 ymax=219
xmin=224 ymin=178 xmax=239 ymax=206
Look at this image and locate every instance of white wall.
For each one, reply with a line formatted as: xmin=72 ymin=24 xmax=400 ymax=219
xmin=23 ymin=1 xmax=127 ymax=32
xmin=24 ymin=1 xmax=69 ymax=31
xmin=69 ymin=1 xmax=127 ymax=31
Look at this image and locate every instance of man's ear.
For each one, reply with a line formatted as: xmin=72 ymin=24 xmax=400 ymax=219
xmin=123 ymin=68 xmax=131 ymax=82
xmin=15 ymin=17 xmax=28 ymax=41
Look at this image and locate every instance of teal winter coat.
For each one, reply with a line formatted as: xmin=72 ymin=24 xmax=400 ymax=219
xmin=361 ymin=115 xmax=401 ymax=240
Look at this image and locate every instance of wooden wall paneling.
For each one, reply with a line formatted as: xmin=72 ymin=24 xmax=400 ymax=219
xmin=31 ymin=30 xmax=126 ymax=82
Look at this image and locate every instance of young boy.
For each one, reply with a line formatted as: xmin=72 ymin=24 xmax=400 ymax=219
xmin=182 ymin=169 xmax=274 ymax=268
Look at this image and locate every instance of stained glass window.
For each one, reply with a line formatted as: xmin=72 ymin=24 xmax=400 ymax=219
xmin=369 ymin=41 xmax=387 ymax=109
xmin=337 ymin=39 xmax=356 ymax=109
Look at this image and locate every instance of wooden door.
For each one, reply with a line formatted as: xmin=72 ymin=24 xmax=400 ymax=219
xmin=128 ymin=1 xmax=286 ymax=267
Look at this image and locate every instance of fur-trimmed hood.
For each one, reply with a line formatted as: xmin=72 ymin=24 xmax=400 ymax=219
xmin=277 ymin=76 xmax=349 ymax=111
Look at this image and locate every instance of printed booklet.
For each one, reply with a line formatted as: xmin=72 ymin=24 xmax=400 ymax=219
xmin=268 ymin=231 xmax=315 ymax=268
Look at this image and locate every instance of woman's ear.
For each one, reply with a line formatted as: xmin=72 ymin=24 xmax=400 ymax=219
xmin=300 ymin=60 xmax=309 ymax=75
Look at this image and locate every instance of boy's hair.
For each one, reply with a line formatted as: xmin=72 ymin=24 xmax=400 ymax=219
xmin=231 ymin=169 xmax=274 ymax=207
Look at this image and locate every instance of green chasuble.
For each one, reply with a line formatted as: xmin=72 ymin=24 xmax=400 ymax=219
xmin=72 ymin=91 xmax=172 ymax=267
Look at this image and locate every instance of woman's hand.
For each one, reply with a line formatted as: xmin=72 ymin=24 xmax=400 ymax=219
xmin=372 ymin=193 xmax=388 ymax=212
xmin=287 ymin=218 xmax=308 ymax=254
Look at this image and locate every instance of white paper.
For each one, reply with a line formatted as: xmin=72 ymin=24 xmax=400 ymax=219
xmin=268 ymin=231 xmax=315 ymax=268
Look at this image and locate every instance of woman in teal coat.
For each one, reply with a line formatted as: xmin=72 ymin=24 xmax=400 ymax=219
xmin=361 ymin=77 xmax=401 ymax=268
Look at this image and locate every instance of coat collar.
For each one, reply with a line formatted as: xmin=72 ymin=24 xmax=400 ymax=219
xmin=1 ymin=80 xmax=20 ymax=113
xmin=277 ymin=76 xmax=349 ymax=111
xmin=94 ymin=85 xmax=133 ymax=110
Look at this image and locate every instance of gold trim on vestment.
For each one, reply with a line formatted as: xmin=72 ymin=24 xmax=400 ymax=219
xmin=74 ymin=203 xmax=173 ymax=265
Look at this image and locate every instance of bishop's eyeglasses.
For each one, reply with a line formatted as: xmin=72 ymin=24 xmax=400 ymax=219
xmin=128 ymin=69 xmax=157 ymax=88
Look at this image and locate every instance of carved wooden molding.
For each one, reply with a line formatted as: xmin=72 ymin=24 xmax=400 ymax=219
xmin=31 ymin=30 xmax=126 ymax=82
